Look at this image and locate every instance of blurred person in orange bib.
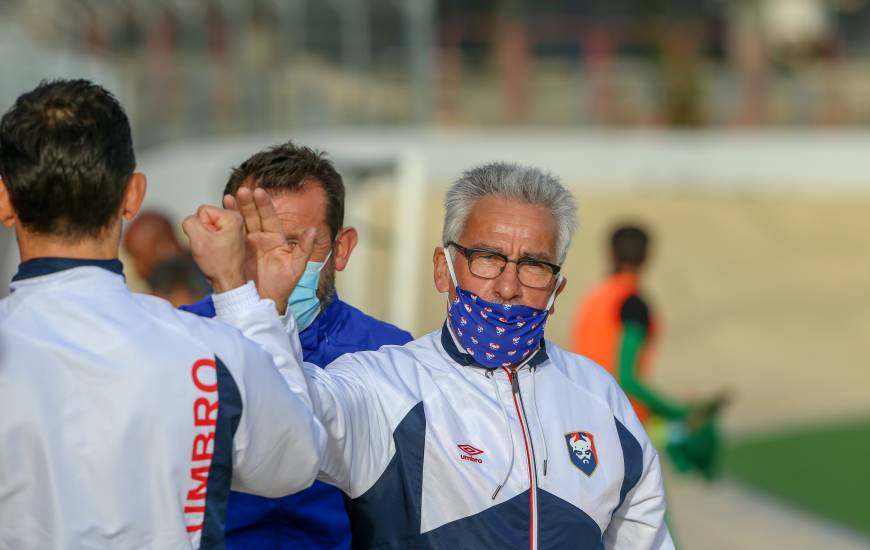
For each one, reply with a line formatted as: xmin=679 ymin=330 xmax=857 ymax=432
xmin=572 ymin=224 xmax=727 ymax=479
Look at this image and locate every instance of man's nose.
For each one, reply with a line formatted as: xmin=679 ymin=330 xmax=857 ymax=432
xmin=494 ymin=262 xmax=522 ymax=303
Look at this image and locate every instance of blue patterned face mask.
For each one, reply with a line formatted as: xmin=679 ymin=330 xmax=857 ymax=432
xmin=444 ymin=248 xmax=559 ymax=369
xmin=288 ymin=250 xmax=332 ymax=332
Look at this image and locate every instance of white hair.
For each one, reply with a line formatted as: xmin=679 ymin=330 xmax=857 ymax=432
xmin=442 ymin=162 xmax=578 ymax=263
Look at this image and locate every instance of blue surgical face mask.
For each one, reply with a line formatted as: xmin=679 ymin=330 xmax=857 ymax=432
xmin=288 ymin=250 xmax=332 ymax=332
xmin=444 ymin=248 xmax=560 ymax=369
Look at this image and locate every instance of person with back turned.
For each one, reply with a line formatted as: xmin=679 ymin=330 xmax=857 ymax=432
xmin=0 ymin=79 xmax=325 ymax=549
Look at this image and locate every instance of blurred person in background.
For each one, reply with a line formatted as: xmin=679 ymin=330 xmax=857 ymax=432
xmin=123 ymin=210 xmax=185 ymax=280
xmin=181 ymin=141 xmax=413 ymax=550
xmin=228 ymin=162 xmax=674 ymax=548
xmin=123 ymin=210 xmax=209 ymax=303
xmin=572 ymin=223 xmax=726 ymax=479
xmin=147 ymin=254 xmax=210 ymax=307
xmin=0 ymin=78 xmax=324 ymax=549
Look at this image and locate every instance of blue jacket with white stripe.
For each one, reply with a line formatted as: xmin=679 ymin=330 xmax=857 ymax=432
xmin=181 ymin=293 xmax=412 ymax=550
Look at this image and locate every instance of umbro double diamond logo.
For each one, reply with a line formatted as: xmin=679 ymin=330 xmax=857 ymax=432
xmin=458 ymin=444 xmax=484 ymax=464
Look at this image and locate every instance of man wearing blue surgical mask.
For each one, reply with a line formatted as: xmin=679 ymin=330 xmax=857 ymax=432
xmin=180 ymin=141 xmax=412 ymax=549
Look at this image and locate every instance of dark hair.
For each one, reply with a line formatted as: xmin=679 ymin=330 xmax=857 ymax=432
xmin=147 ymin=255 xmax=210 ymax=296
xmin=0 ymin=79 xmax=135 ymax=238
xmin=223 ymin=141 xmax=344 ymax=240
xmin=611 ymin=224 xmax=649 ymax=267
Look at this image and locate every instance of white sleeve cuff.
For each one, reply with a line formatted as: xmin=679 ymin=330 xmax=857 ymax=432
xmin=213 ymin=281 xmax=260 ymax=317
xmin=279 ymin=307 xmax=294 ymax=329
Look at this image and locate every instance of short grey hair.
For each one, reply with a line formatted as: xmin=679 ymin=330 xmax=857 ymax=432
xmin=442 ymin=162 xmax=578 ymax=263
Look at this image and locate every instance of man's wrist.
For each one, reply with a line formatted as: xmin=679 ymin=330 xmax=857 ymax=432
xmin=274 ymin=293 xmax=290 ymax=315
xmin=210 ymin=271 xmax=246 ymax=294
xmin=256 ymin=286 xmax=290 ymax=315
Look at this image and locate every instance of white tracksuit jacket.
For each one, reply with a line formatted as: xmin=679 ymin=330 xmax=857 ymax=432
xmin=304 ymin=324 xmax=675 ymax=550
xmin=0 ymin=260 xmax=325 ymax=549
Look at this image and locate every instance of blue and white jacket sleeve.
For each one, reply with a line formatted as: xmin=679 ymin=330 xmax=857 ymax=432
xmin=210 ymin=282 xmax=326 ymax=496
xmin=215 ymin=282 xmax=313 ymax=410
xmin=301 ymin=349 xmax=412 ymax=497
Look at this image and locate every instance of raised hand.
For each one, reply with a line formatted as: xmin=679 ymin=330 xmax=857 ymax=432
xmin=227 ymin=187 xmax=315 ymax=313
xmin=182 ymin=205 xmax=246 ymax=293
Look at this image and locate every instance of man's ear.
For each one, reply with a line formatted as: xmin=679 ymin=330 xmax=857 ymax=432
xmin=0 ymin=178 xmax=17 ymax=229
xmin=433 ymin=246 xmax=451 ymax=293
xmin=549 ymin=275 xmax=568 ymax=315
xmin=333 ymin=226 xmax=358 ymax=272
xmin=121 ymin=172 xmax=147 ymax=221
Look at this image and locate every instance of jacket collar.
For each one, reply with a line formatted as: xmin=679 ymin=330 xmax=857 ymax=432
xmin=13 ymin=257 xmax=125 ymax=282
xmin=439 ymin=321 xmax=549 ymax=371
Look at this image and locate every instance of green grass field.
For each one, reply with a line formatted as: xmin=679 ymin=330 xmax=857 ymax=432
xmin=723 ymin=418 xmax=870 ymax=536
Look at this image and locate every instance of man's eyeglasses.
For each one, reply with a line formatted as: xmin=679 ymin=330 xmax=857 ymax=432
xmin=446 ymin=241 xmax=561 ymax=289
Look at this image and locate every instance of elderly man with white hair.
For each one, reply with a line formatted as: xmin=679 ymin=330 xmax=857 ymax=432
xmin=192 ymin=162 xmax=674 ymax=550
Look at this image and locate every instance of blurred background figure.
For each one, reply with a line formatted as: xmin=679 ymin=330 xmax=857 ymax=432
xmin=123 ymin=210 xmax=208 ymax=304
xmin=572 ymin=223 xmax=727 ymax=480
xmin=123 ymin=210 xmax=184 ymax=281
xmin=146 ymin=255 xmax=210 ymax=308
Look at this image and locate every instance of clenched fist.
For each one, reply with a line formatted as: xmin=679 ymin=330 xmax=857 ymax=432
xmin=182 ymin=205 xmax=246 ymax=293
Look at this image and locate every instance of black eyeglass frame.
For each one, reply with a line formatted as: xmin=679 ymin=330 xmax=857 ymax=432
xmin=445 ymin=241 xmax=562 ymax=288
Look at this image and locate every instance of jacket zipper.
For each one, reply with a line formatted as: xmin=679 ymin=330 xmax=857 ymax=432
xmin=503 ymin=366 xmax=538 ymax=550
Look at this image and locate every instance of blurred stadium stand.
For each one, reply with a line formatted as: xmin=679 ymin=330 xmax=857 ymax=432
xmin=5 ymin=0 xmax=870 ymax=146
